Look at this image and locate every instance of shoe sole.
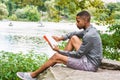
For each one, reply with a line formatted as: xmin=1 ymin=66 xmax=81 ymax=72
xmin=16 ymin=72 xmax=24 ymax=80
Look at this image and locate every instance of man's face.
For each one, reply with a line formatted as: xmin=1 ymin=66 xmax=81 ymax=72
xmin=76 ymin=16 xmax=86 ymax=29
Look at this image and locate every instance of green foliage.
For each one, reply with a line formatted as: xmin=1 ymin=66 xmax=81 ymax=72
xmin=0 ymin=51 xmax=48 ymax=80
xmin=114 ymin=11 xmax=120 ymax=19
xmin=44 ymin=0 xmax=92 ymax=21
xmin=107 ymin=2 xmax=118 ymax=12
xmin=93 ymin=9 xmax=114 ymax=25
xmin=100 ymin=21 xmax=120 ymax=61
xmin=11 ymin=0 xmax=45 ymax=7
xmin=87 ymin=1 xmax=120 ymax=25
xmin=25 ymin=5 xmax=40 ymax=21
xmin=88 ymin=0 xmax=104 ymax=8
xmin=97 ymin=2 xmax=120 ymax=24
xmin=0 ymin=3 xmax=8 ymax=20
xmin=15 ymin=5 xmax=40 ymax=21
xmin=100 ymin=33 xmax=120 ymax=61
xmin=93 ymin=2 xmax=120 ymax=61
xmin=15 ymin=8 xmax=26 ymax=19
xmin=44 ymin=0 xmax=61 ymax=22
xmin=55 ymin=0 xmax=78 ymax=14
xmin=103 ymin=47 xmax=120 ymax=61
xmin=7 ymin=0 xmax=15 ymax=16
xmin=109 ymin=22 xmax=120 ymax=49
xmin=58 ymin=41 xmax=67 ymax=50
xmin=9 ymin=14 xmax=17 ymax=21
xmin=47 ymin=0 xmax=106 ymax=22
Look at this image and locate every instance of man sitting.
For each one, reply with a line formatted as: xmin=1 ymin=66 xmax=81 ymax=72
xmin=17 ymin=10 xmax=102 ymax=80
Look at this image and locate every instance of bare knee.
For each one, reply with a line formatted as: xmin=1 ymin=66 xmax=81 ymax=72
xmin=71 ymin=35 xmax=81 ymax=42
xmin=50 ymin=53 xmax=68 ymax=64
xmin=50 ymin=53 xmax=60 ymax=61
xmin=70 ymin=35 xmax=82 ymax=51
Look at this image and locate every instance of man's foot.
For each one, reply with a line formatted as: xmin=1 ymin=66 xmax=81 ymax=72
xmin=16 ymin=72 xmax=37 ymax=80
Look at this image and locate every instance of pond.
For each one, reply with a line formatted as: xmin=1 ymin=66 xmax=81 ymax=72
xmin=0 ymin=21 xmax=77 ymax=57
xmin=0 ymin=21 xmax=107 ymax=57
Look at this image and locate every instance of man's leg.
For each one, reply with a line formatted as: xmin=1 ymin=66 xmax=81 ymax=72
xmin=64 ymin=35 xmax=82 ymax=51
xmin=31 ymin=35 xmax=82 ymax=78
xmin=31 ymin=53 xmax=68 ymax=78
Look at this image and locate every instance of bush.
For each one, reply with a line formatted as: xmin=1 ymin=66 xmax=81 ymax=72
xmin=15 ymin=9 xmax=27 ymax=19
xmin=100 ymin=33 xmax=120 ymax=61
xmin=45 ymin=1 xmax=61 ymax=22
xmin=114 ymin=11 xmax=120 ymax=19
xmin=109 ymin=22 xmax=120 ymax=49
xmin=0 ymin=3 xmax=8 ymax=20
xmin=15 ymin=5 xmax=40 ymax=21
xmin=25 ymin=6 xmax=40 ymax=21
xmin=58 ymin=41 xmax=67 ymax=50
xmin=9 ymin=14 xmax=17 ymax=21
xmin=102 ymin=22 xmax=120 ymax=60
xmin=0 ymin=51 xmax=48 ymax=80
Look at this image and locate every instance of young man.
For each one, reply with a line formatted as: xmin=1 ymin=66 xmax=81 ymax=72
xmin=17 ymin=11 xmax=102 ymax=80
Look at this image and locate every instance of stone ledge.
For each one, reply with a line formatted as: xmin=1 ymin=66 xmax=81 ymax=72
xmin=100 ymin=58 xmax=120 ymax=70
xmin=37 ymin=59 xmax=120 ymax=80
xmin=37 ymin=65 xmax=120 ymax=80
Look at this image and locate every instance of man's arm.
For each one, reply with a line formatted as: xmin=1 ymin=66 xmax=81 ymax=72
xmin=57 ymin=35 xmax=93 ymax=58
xmin=62 ymin=31 xmax=84 ymax=40
xmin=52 ymin=31 xmax=84 ymax=41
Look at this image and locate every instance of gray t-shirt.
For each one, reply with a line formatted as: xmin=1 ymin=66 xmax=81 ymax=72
xmin=58 ymin=24 xmax=103 ymax=67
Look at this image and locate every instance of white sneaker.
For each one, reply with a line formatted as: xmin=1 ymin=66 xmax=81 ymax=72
xmin=16 ymin=72 xmax=37 ymax=80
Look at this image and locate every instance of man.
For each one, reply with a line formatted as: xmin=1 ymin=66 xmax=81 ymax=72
xmin=17 ymin=11 xmax=102 ymax=80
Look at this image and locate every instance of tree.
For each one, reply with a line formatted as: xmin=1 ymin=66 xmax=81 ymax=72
xmin=45 ymin=0 xmax=60 ymax=22
xmin=0 ymin=3 xmax=8 ymax=20
xmin=15 ymin=5 xmax=40 ymax=21
xmin=11 ymin=0 xmax=45 ymax=8
xmin=44 ymin=0 xmax=106 ymax=21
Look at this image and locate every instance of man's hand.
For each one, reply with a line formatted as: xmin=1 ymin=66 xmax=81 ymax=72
xmin=52 ymin=36 xmax=64 ymax=42
xmin=52 ymin=45 xmax=59 ymax=51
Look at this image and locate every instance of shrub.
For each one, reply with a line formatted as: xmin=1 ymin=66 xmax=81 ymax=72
xmin=100 ymin=33 xmax=120 ymax=61
xmin=109 ymin=22 xmax=120 ymax=49
xmin=15 ymin=9 xmax=27 ymax=19
xmin=0 ymin=3 xmax=8 ymax=20
xmin=0 ymin=51 xmax=48 ymax=80
xmin=9 ymin=14 xmax=17 ymax=21
xmin=114 ymin=11 xmax=120 ymax=19
xmin=15 ymin=5 xmax=40 ymax=21
xmin=58 ymin=41 xmax=67 ymax=50
xmin=25 ymin=6 xmax=40 ymax=21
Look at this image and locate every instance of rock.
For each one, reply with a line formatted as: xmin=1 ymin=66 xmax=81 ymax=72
xmin=100 ymin=59 xmax=120 ymax=70
xmin=37 ymin=65 xmax=120 ymax=80
xmin=37 ymin=59 xmax=120 ymax=80
xmin=38 ymin=21 xmax=44 ymax=27
xmin=9 ymin=22 xmax=13 ymax=26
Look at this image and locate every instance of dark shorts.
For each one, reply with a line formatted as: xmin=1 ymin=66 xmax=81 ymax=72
xmin=67 ymin=56 xmax=97 ymax=72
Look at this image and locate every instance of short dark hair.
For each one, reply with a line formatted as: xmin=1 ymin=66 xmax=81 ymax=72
xmin=77 ymin=11 xmax=91 ymax=22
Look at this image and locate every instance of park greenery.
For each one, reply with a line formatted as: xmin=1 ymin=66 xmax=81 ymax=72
xmin=1 ymin=0 xmax=118 ymax=60
xmin=0 ymin=51 xmax=48 ymax=80
xmin=0 ymin=0 xmax=120 ymax=79
xmin=0 ymin=0 xmax=120 ymax=22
